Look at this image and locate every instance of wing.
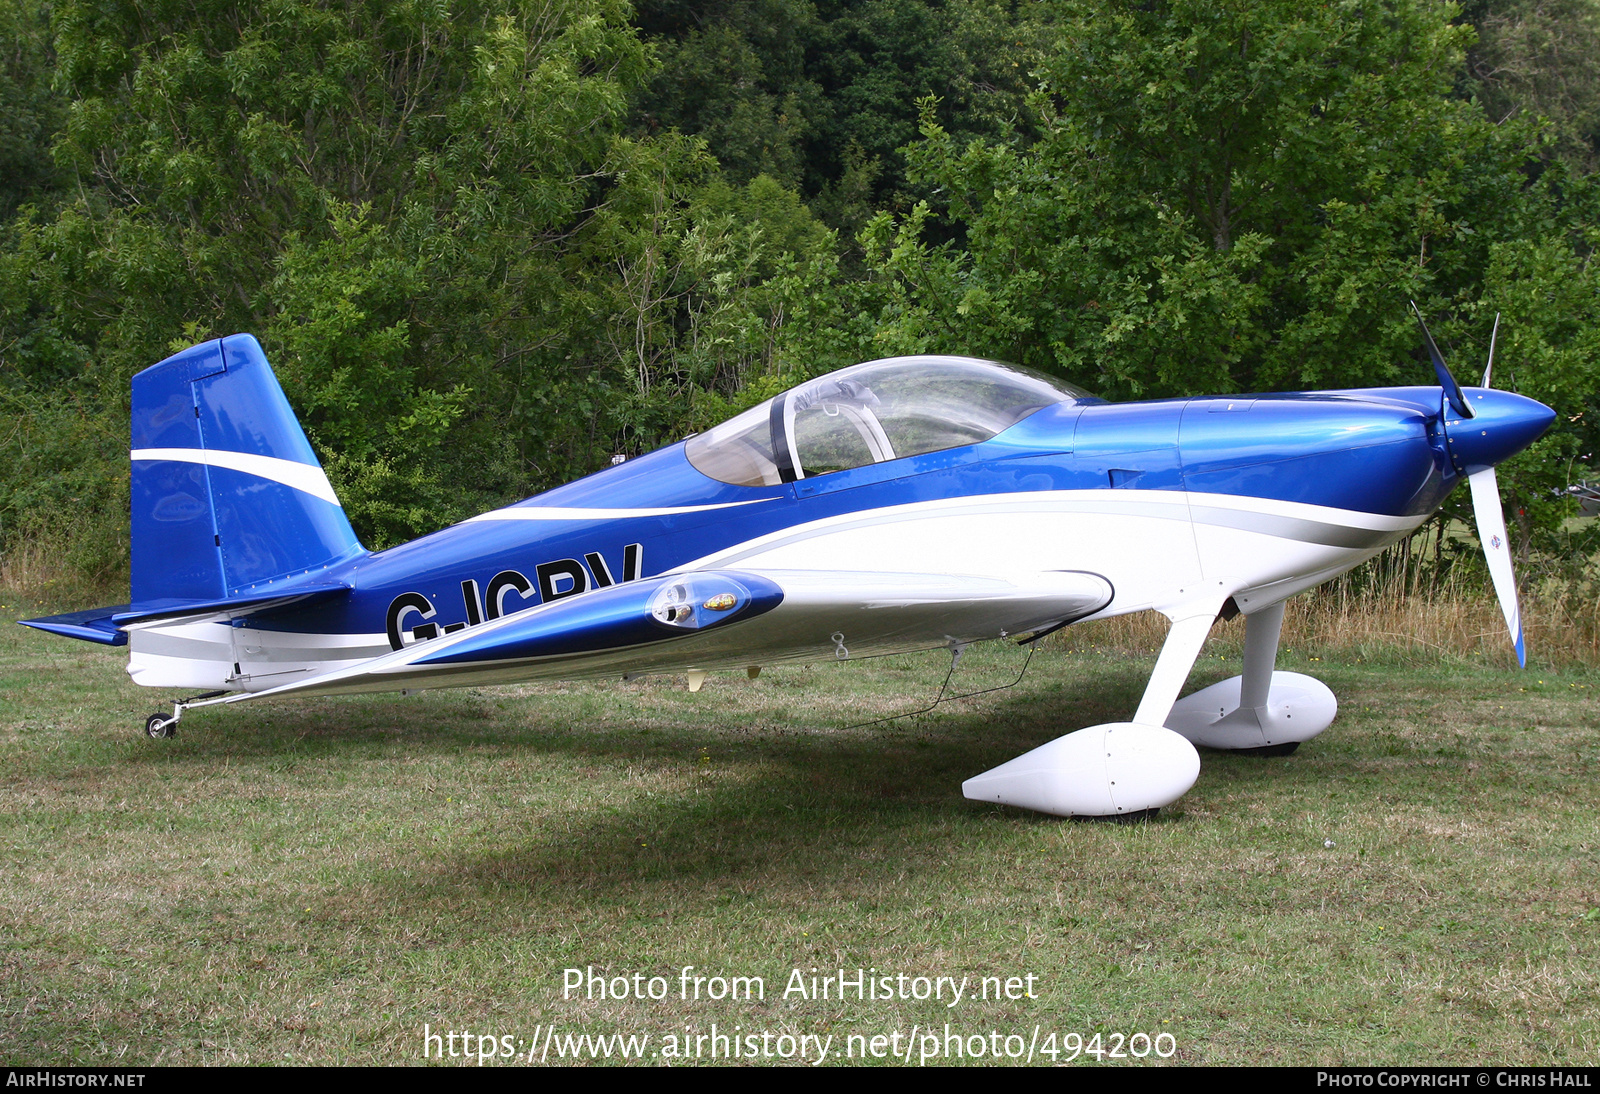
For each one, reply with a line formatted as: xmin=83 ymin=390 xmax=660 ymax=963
xmin=214 ymin=568 xmax=1113 ymax=702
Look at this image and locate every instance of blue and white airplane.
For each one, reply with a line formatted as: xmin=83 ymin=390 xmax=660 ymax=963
xmin=21 ymin=319 xmax=1554 ymax=818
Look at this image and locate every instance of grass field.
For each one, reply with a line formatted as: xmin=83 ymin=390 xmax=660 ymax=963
xmin=1 ymin=602 xmax=1597 ymax=1066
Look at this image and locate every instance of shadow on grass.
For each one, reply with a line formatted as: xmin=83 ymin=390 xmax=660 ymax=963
xmin=58 ymin=648 xmax=1349 ymax=901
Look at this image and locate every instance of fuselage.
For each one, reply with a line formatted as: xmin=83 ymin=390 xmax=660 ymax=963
xmin=126 ymin=378 xmax=1553 ymax=693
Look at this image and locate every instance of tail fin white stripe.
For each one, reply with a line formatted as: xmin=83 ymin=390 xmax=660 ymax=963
xmin=131 ymin=448 xmax=339 ymax=505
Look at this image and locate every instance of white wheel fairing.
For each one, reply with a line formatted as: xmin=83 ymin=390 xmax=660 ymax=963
xmin=962 ymin=723 xmax=1200 ymax=817
xmin=1164 ymin=671 xmax=1338 ymax=749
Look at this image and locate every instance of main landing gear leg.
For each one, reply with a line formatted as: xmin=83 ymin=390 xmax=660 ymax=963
xmin=1164 ymin=599 xmax=1337 ymax=752
xmin=962 ymin=603 xmax=1216 ymax=819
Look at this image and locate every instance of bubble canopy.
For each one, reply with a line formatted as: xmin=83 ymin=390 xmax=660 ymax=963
xmin=686 ymin=355 xmax=1096 ymax=487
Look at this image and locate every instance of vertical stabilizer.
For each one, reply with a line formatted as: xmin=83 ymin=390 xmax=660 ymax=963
xmin=130 ymin=334 xmax=364 ymax=603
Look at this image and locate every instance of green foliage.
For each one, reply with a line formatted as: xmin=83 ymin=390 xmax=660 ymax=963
xmin=772 ymin=0 xmax=1598 ymax=547
xmin=0 ymin=390 xmax=129 ymax=585
xmin=1479 ymin=220 xmax=1600 ymax=555
xmin=633 ymin=0 xmax=1048 ymax=224
xmin=634 ymin=0 xmax=824 ymax=191
xmin=0 ymin=0 xmax=63 ymax=220
xmin=0 ymin=0 xmax=835 ymax=559
xmin=4 ymin=0 xmax=1600 ymax=585
xmin=848 ymin=0 xmax=1528 ymax=393
xmin=807 ymin=0 xmax=1042 ymax=204
xmin=264 ymin=203 xmax=481 ymax=545
xmin=1465 ymin=0 xmax=1600 ymax=172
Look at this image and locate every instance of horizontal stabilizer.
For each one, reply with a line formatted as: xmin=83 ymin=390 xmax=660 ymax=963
xmin=19 ymin=606 xmax=132 ymax=646
xmin=20 ymin=582 xmax=353 ymax=646
xmin=112 ymin=581 xmax=353 ymax=627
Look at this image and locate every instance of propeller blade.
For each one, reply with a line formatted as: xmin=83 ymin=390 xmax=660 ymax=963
xmin=1468 ymin=466 xmax=1526 ymax=667
xmin=1483 ymin=312 xmax=1500 ymax=388
xmin=1411 ymin=302 xmax=1475 ymax=419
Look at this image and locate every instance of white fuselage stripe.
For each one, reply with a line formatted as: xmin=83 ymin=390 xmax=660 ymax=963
xmin=463 ymin=499 xmax=777 ymax=522
xmin=132 ymin=448 xmax=340 ymax=506
xmin=128 ymin=487 xmax=1429 ymax=695
xmin=672 ymin=489 xmax=1422 ymax=572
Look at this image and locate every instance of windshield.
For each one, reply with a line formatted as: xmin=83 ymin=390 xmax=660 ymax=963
xmin=686 ymin=356 xmax=1092 ymax=486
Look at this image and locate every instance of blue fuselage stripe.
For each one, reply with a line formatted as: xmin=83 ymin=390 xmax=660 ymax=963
xmin=240 ymin=389 xmax=1452 ymax=642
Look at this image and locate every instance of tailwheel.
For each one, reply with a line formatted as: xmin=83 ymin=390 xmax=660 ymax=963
xmin=144 ymin=713 xmax=176 ymax=739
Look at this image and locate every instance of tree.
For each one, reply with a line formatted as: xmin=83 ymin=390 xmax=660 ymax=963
xmin=0 ymin=0 xmax=831 ymax=560
xmin=833 ymin=0 xmax=1543 ymax=395
xmin=779 ymin=0 xmax=1597 ymax=551
xmin=1465 ymin=0 xmax=1600 ymax=172
xmin=0 ymin=0 xmax=63 ymax=220
xmin=632 ymin=0 xmax=1049 ymax=233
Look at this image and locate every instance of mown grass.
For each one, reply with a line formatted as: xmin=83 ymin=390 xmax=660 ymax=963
xmin=1 ymin=598 xmax=1597 ymax=1066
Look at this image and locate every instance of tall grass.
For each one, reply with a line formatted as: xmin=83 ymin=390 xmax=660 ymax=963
xmin=1069 ymin=578 xmax=1599 ymax=668
xmin=0 ymin=524 xmax=126 ymax=608
xmin=1067 ymin=522 xmax=1600 ymax=668
xmin=4 ymin=521 xmax=1598 ymax=665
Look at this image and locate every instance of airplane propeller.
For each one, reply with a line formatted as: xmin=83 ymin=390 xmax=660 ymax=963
xmin=1412 ymin=304 xmax=1526 ymax=667
xmin=1469 ymin=462 xmax=1525 ymax=666
xmin=1413 ymin=302 xmax=1474 ymax=420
